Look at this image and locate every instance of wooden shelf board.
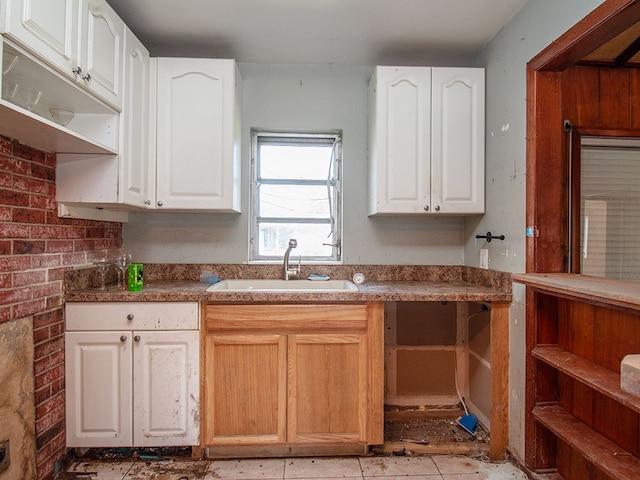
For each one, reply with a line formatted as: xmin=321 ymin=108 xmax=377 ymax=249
xmin=533 ymin=405 xmax=640 ymax=480
xmin=513 ymin=273 xmax=640 ymax=313
xmin=533 ymin=345 xmax=640 ymax=414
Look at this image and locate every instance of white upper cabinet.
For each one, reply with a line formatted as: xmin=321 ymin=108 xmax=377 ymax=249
xmin=368 ymin=66 xmax=485 ymax=215
xmin=2 ymin=0 xmax=77 ymax=73
xmin=77 ymin=0 xmax=124 ymax=109
xmin=153 ymin=57 xmax=242 ymax=211
xmin=2 ymin=0 xmax=124 ymax=109
xmin=119 ymin=28 xmax=150 ymax=207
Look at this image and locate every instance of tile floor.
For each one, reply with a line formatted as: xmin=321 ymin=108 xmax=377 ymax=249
xmin=66 ymin=454 xmax=528 ymax=480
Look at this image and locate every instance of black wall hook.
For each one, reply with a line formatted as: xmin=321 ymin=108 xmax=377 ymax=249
xmin=476 ymin=231 xmax=505 ymax=243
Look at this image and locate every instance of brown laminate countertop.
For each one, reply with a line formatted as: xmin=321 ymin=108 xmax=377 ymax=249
xmin=64 ymin=279 xmax=511 ymax=303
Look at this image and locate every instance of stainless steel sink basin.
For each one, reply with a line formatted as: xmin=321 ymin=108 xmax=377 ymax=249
xmin=206 ymin=279 xmax=358 ymax=292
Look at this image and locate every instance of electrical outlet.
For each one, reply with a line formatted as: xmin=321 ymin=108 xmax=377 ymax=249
xmin=0 ymin=439 xmax=9 ymax=473
xmin=479 ymin=249 xmax=489 ymax=269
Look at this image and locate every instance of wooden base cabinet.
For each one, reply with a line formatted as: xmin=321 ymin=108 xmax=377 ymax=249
xmin=203 ymin=303 xmax=384 ymax=454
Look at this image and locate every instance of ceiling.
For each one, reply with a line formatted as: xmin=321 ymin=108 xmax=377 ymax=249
xmin=105 ymin=0 xmax=528 ymax=66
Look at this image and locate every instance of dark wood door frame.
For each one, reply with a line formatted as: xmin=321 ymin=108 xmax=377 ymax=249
xmin=525 ymin=0 xmax=640 ymax=470
xmin=526 ymin=0 xmax=640 ymax=274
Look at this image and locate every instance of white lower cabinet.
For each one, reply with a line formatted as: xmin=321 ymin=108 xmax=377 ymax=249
xmin=65 ymin=302 xmax=200 ymax=448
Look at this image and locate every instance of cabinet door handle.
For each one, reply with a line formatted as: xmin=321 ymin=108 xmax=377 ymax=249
xmin=134 ymin=335 xmax=141 ymax=342
xmin=127 ymin=314 xmax=134 ymax=321
xmin=72 ymin=66 xmax=82 ymax=75
xmin=435 ymin=205 xmax=440 ymax=211
xmin=157 ymin=200 xmax=163 ymax=207
xmin=424 ymin=205 xmax=429 ymax=211
xmin=82 ymin=73 xmax=92 ymax=82
xmin=120 ymin=335 xmax=127 ymax=342
xmin=144 ymin=200 xmax=151 ymax=205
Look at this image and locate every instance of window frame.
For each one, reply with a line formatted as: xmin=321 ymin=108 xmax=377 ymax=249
xmin=249 ymin=130 xmax=343 ymax=263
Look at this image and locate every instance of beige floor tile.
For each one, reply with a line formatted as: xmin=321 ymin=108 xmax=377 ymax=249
xmin=359 ymin=456 xmax=440 ymax=477
xmin=124 ymin=459 xmax=212 ymax=479
xmin=67 ymin=460 xmax=134 ymax=479
xmin=206 ymin=458 xmax=286 ymax=479
xmin=284 ymin=457 xmax=363 ymax=478
xmin=433 ymin=455 xmax=527 ymax=479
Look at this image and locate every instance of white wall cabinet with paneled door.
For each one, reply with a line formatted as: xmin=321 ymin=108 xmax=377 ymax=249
xmin=368 ymin=66 xmax=485 ymax=215
xmin=65 ymin=302 xmax=200 ymax=448
xmin=55 ymin=28 xmax=150 ymax=221
xmin=151 ymin=57 xmax=242 ymax=211
xmin=1 ymin=0 xmax=124 ymax=109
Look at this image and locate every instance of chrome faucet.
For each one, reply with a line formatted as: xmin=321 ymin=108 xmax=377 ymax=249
xmin=283 ymin=238 xmax=301 ymax=280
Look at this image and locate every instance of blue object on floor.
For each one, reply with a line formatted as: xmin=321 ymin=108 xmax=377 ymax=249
xmin=456 ymin=413 xmax=478 ymax=435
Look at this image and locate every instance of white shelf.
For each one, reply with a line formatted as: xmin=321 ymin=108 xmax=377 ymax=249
xmin=1 ymin=39 xmax=118 ymax=154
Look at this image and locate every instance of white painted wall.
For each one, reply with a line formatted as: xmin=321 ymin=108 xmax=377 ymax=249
xmin=125 ymin=63 xmax=468 ymax=265
xmin=468 ymin=0 xmax=605 ymax=461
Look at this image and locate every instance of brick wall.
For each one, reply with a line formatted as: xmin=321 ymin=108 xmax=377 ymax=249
xmin=0 ymin=135 xmax=122 ymax=479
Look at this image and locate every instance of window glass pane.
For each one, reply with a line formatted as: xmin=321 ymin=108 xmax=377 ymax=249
xmin=258 ymin=223 xmax=334 ymax=257
xmin=259 ymin=185 xmax=330 ymax=218
xmin=259 ymin=144 xmax=332 ymax=180
xmin=580 ymin=145 xmax=640 ymax=281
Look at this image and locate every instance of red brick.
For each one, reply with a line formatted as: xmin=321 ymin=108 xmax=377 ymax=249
xmin=46 ymin=266 xmax=71 ymax=282
xmin=0 ymin=188 xmax=30 ymax=207
xmin=0 ymin=306 xmax=10 ymax=323
xmin=31 ymin=163 xmax=55 ymax=181
xmin=13 ymin=175 xmax=49 ymax=194
xmin=34 ymin=335 xmax=63 ymax=360
xmin=13 ymin=142 xmax=46 ymax=163
xmin=44 ymin=152 xmax=56 ymax=168
xmin=0 ymin=255 xmax=31 ymax=271
xmin=0 ymin=286 xmax=32 ymax=304
xmin=0 ymin=240 xmax=10 ymax=254
xmin=33 ymin=281 xmax=62 ymax=299
xmin=30 ymin=225 xmax=60 ymax=239
xmin=74 ymin=239 xmax=95 ymax=251
xmin=30 ymin=194 xmax=55 ymax=210
xmin=14 ymin=239 xmax=46 ymax=254
xmin=34 ymin=385 xmax=52 ymax=405
xmin=31 ymin=254 xmax=61 ymax=269
xmin=13 ymin=207 xmax=47 ymax=224
xmin=0 ymin=222 xmax=30 ymax=238
xmin=46 ymin=295 xmax=63 ymax=310
xmin=62 ymin=251 xmax=85 ymax=265
xmin=13 ymin=270 xmax=46 ymax=287
xmin=0 ymin=137 xmax=11 ymax=155
xmin=95 ymin=238 xmax=121 ymax=250
xmin=33 ymin=327 xmax=52 ymax=347
xmin=33 ymin=309 xmax=62 ymax=328
xmin=36 ymin=391 xmax=64 ymax=419
xmin=0 ymin=206 xmax=11 ymax=221
xmin=0 ymin=155 xmax=30 ymax=175
xmin=12 ymin=298 xmax=46 ymax=318
xmin=0 ymin=273 xmax=10 ymax=288
xmin=105 ymin=226 xmax=123 ymax=238
xmin=0 ymin=171 xmax=11 ymax=187
xmin=35 ymin=364 xmax=64 ymax=390
xmin=86 ymin=227 xmax=105 ymax=238
xmin=58 ymin=225 xmax=85 ymax=239
xmin=45 ymin=240 xmax=74 ymax=253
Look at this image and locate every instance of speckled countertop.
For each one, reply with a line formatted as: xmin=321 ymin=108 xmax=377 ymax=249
xmin=64 ymin=264 xmax=512 ymax=303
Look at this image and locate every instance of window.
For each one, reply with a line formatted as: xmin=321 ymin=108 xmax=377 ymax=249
xmin=250 ymin=131 xmax=342 ymax=262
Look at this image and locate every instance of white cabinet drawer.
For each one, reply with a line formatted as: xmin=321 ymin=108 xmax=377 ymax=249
xmin=65 ymin=302 xmax=199 ymax=331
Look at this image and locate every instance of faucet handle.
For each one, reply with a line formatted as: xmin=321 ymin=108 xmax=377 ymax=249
xmin=289 ymin=238 xmax=297 ymax=248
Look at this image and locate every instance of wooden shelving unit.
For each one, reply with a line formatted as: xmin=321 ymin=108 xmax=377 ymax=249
xmin=514 ymin=273 xmax=640 ymax=480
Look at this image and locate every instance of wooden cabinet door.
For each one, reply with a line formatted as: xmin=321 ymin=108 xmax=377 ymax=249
xmin=3 ymin=0 xmax=77 ymax=76
xmin=133 ymin=330 xmax=200 ymax=446
xmin=288 ymin=333 xmax=367 ymax=443
xmin=78 ymin=0 xmax=124 ymax=109
xmin=155 ymin=57 xmax=241 ymax=211
xmin=65 ymin=331 xmax=132 ymax=447
xmin=120 ymin=28 xmax=150 ymax=207
xmin=431 ymin=67 xmax=485 ymax=214
xmin=368 ymin=66 xmax=432 ymax=215
xmin=205 ymin=334 xmax=287 ymax=445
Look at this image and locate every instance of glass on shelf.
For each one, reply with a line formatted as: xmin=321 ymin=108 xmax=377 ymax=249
xmin=115 ymin=252 xmax=132 ymax=290
xmin=88 ymin=252 xmax=110 ymax=291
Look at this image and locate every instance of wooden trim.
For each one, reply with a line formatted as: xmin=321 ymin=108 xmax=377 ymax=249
xmin=528 ymin=0 xmax=640 ymax=71
xmin=489 ymin=301 xmax=510 ymax=461
xmin=367 ymin=302 xmax=385 ymax=445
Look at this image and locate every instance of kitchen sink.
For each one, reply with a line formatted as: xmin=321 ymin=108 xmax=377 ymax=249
xmin=206 ymin=279 xmax=358 ymax=292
